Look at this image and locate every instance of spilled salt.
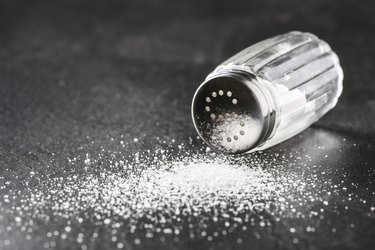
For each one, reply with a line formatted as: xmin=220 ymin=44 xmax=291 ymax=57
xmin=0 ymin=137 xmax=373 ymax=249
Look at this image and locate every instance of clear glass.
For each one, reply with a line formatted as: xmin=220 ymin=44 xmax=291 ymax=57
xmin=192 ymin=31 xmax=343 ymax=153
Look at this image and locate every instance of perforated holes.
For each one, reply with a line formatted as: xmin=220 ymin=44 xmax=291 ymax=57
xmin=205 ymin=106 xmax=210 ymax=112
xmin=240 ymin=130 xmax=245 ymax=135
xmin=227 ymin=137 xmax=232 ymax=142
xmin=206 ymin=97 xmax=211 ymax=103
xmin=227 ymin=91 xmax=232 ymax=97
xmin=232 ymin=99 xmax=237 ymax=105
xmin=210 ymin=114 xmax=216 ymax=120
xmin=218 ymin=90 xmax=224 ymax=96
xmin=212 ymin=92 xmax=217 ymax=98
xmin=233 ymin=135 xmax=238 ymax=140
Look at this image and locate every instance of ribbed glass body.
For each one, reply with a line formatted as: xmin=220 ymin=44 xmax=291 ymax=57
xmin=193 ymin=31 xmax=343 ymax=153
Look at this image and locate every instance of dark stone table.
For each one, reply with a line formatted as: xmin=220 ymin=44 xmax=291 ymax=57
xmin=1 ymin=0 xmax=375 ymax=249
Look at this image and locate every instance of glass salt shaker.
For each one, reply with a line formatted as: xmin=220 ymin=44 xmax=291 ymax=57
xmin=192 ymin=31 xmax=343 ymax=154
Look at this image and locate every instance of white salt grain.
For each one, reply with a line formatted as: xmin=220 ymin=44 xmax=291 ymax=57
xmin=1 ymin=137 xmax=371 ymax=249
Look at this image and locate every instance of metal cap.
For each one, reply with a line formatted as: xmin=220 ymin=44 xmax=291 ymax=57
xmin=191 ymin=71 xmax=276 ymax=154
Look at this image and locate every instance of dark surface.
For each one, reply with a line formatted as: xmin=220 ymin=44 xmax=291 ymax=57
xmin=1 ymin=0 xmax=375 ymax=249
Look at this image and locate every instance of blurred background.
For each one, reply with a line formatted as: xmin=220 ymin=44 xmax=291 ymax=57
xmin=0 ymin=0 xmax=375 ymax=249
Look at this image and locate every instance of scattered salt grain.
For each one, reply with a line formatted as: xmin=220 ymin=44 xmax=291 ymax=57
xmin=0 ymin=137 xmax=373 ymax=249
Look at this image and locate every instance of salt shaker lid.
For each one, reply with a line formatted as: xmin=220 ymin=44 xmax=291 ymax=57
xmin=191 ymin=71 xmax=276 ymax=154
